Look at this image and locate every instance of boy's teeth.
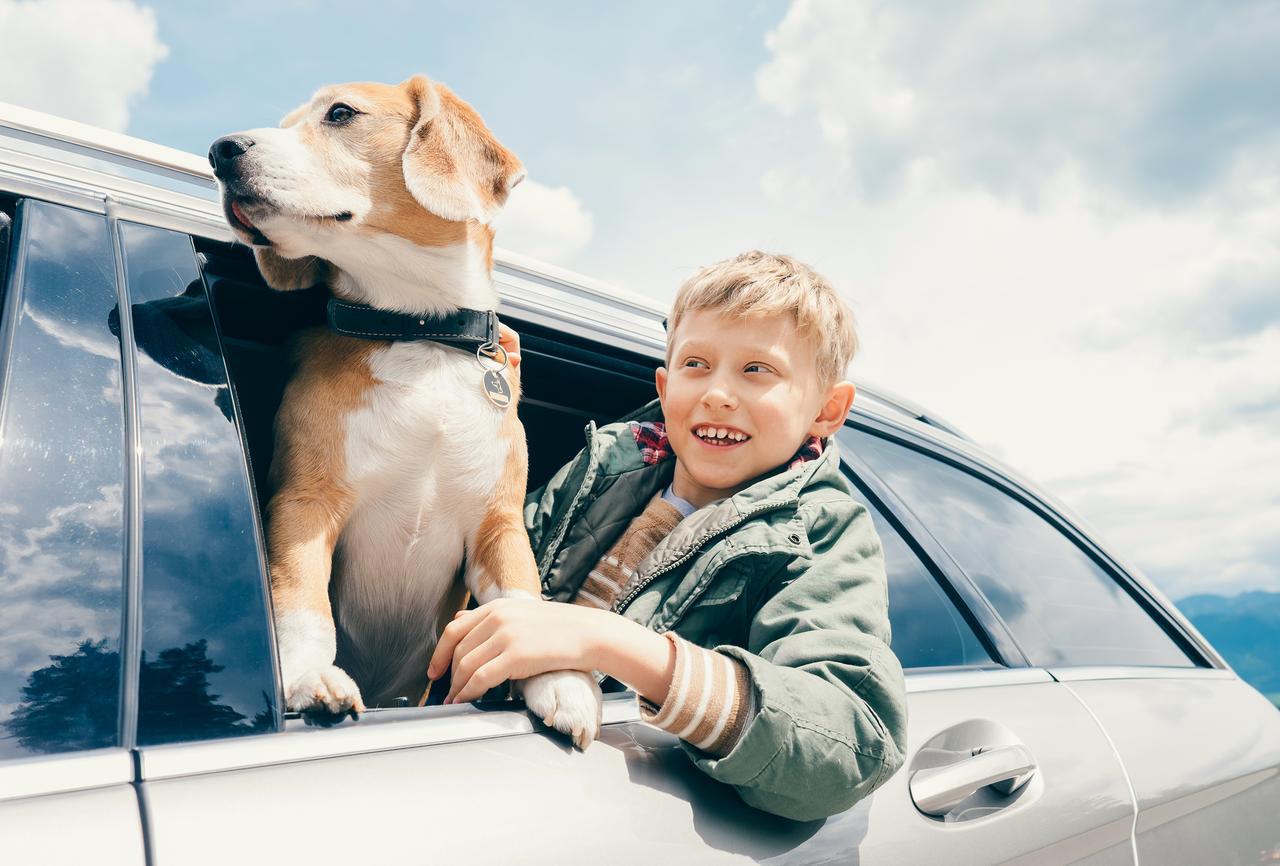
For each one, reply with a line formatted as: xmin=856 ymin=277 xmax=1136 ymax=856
xmin=696 ymin=427 xmax=748 ymax=441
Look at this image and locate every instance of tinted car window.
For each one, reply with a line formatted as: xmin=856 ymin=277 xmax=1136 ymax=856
xmin=845 ymin=476 xmax=993 ymax=669
xmin=844 ymin=427 xmax=1195 ymax=668
xmin=0 ymin=200 xmax=125 ymax=759
xmin=119 ymin=222 xmax=278 ymax=744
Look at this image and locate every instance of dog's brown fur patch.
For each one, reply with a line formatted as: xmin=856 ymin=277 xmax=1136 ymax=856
xmin=266 ymin=333 xmax=376 ymax=616
xmin=467 ymin=364 xmax=540 ymax=600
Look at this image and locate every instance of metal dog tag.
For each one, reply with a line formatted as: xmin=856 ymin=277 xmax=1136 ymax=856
xmin=483 ymin=369 xmax=511 ymax=408
xmin=477 ymin=341 xmax=511 ymax=409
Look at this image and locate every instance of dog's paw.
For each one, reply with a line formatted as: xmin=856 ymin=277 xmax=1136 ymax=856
xmin=285 ymin=665 xmax=366 ymax=715
xmin=520 ymin=670 xmax=603 ymax=750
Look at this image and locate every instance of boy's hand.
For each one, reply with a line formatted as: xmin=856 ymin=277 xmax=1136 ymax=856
xmin=428 ymin=598 xmax=606 ymax=704
xmin=497 ymin=321 xmax=521 ymax=369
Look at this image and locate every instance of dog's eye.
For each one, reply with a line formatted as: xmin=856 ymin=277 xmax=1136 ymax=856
xmin=324 ymin=103 xmax=358 ymax=124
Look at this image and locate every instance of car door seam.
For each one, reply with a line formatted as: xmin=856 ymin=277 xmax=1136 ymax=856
xmin=1059 ymin=679 xmax=1141 ymax=865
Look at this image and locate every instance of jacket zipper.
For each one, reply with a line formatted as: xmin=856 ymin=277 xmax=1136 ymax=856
xmin=612 ymin=500 xmax=789 ymax=615
xmin=537 ymin=420 xmax=599 ymax=580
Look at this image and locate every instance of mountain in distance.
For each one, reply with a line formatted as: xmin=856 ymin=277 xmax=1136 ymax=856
xmin=1174 ymin=590 xmax=1280 ymax=709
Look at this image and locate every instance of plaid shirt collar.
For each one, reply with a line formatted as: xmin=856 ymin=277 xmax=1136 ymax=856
xmin=629 ymin=421 xmax=823 ymax=470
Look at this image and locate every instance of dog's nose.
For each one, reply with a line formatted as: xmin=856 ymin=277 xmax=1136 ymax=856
xmin=208 ymin=135 xmax=255 ymax=178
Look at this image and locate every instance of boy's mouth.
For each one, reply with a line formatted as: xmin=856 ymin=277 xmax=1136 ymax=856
xmin=692 ymin=425 xmax=751 ymax=447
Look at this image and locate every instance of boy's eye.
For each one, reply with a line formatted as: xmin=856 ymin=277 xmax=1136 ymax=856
xmin=745 ymin=363 xmax=773 ymax=374
xmin=683 ymin=358 xmax=708 ymax=369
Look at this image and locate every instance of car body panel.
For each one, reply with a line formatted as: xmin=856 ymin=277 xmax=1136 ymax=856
xmin=136 ymin=673 xmax=1138 ymax=866
xmin=0 ymin=751 xmax=144 ymax=866
xmin=854 ymin=676 xmax=1135 ymax=866
xmin=1057 ymin=672 xmax=1280 ymax=865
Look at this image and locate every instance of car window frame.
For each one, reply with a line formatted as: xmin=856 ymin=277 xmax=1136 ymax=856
xmin=107 ymin=205 xmax=145 ymax=754
xmin=835 ymin=428 xmax=1010 ymax=673
xmin=840 ymin=409 xmax=1218 ymax=672
xmin=143 ymin=276 xmax=653 ymax=766
xmin=182 ymin=230 xmax=649 ymax=748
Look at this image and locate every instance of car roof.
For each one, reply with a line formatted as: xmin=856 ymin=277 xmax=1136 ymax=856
xmin=0 ymin=99 xmax=967 ymax=443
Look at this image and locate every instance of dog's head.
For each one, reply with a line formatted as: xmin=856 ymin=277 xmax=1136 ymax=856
xmin=209 ymin=76 xmax=525 ymax=290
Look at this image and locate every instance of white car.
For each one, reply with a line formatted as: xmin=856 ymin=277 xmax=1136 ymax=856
xmin=1 ymin=102 xmax=1278 ymax=865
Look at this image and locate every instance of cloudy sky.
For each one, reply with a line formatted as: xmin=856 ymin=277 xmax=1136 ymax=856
xmin=2 ymin=0 xmax=1277 ymax=603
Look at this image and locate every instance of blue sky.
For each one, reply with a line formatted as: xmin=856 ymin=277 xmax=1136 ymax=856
xmin=2 ymin=0 xmax=1278 ymax=603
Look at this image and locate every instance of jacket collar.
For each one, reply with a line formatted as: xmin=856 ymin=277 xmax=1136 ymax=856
xmin=629 ymin=420 xmax=822 ymax=472
xmin=589 ymin=399 xmax=846 ymax=600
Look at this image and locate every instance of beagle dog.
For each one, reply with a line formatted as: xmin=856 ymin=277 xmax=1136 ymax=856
xmin=209 ymin=75 xmax=601 ymax=748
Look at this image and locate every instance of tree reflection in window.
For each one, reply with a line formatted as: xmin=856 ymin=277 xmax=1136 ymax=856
xmin=5 ymin=640 xmax=272 ymax=754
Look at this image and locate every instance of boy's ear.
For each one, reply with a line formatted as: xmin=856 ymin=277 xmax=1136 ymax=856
xmin=655 ymin=366 xmax=668 ymax=402
xmin=809 ymin=381 xmax=856 ymax=438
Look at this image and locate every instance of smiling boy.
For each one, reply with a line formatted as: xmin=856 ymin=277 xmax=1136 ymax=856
xmin=429 ymin=251 xmax=906 ymax=820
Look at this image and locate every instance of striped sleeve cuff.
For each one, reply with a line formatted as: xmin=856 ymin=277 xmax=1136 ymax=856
xmin=639 ymin=631 xmax=757 ymax=757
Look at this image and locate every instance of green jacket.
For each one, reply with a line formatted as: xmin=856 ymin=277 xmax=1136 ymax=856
xmin=525 ymin=399 xmax=907 ymax=821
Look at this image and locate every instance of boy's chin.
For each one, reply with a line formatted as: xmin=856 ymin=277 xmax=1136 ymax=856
xmin=682 ymin=465 xmax=755 ymax=496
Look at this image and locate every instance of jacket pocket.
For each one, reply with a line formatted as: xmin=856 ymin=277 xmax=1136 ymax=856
xmin=667 ymin=566 xmax=750 ymax=642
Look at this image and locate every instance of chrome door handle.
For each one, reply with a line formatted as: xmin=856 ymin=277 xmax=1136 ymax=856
xmin=910 ymin=744 xmax=1037 ymax=817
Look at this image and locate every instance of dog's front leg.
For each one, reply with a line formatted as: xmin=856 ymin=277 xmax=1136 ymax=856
xmin=465 ymin=414 xmax=602 ymax=749
xmin=267 ymin=484 xmax=362 ymax=715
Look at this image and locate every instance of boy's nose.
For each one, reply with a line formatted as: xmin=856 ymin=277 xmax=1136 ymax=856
xmin=701 ymin=383 xmax=737 ymax=410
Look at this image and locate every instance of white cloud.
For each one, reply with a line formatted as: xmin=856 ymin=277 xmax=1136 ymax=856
xmin=0 ymin=0 xmax=168 ymax=132
xmin=752 ymin=1 xmax=1280 ymax=601
xmin=494 ymin=179 xmax=594 ymax=266
xmin=757 ymin=0 xmax=1280 ymax=202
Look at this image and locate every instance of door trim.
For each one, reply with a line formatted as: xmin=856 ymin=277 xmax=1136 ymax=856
xmin=0 ymin=748 xmax=134 ymax=802
xmin=139 ymin=690 xmax=641 ymax=781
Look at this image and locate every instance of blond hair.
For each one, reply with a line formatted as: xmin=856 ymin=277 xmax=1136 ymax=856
xmin=667 ymin=251 xmax=858 ymax=387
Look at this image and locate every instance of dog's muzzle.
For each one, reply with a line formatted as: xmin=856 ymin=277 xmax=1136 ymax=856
xmin=209 ymin=135 xmax=255 ymax=181
xmin=210 ymin=135 xmax=275 ymax=246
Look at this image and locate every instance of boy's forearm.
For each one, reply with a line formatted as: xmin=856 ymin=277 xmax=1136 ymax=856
xmin=590 ymin=613 xmax=676 ymax=705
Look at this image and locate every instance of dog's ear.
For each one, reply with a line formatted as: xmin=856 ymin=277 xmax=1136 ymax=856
xmin=401 ymin=75 xmax=526 ymax=224
xmin=253 ymin=247 xmax=328 ymax=290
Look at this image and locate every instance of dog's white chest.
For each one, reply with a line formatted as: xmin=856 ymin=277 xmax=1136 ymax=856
xmin=332 ymin=341 xmax=510 ymax=698
xmin=345 ymin=342 xmax=508 ymax=492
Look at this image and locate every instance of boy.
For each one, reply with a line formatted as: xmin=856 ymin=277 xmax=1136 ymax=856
xmin=428 ymin=251 xmax=906 ymax=821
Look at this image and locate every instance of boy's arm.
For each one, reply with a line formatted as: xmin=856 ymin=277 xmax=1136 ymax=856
xmin=440 ymin=493 xmax=905 ymax=819
xmin=678 ymin=498 xmax=907 ymax=821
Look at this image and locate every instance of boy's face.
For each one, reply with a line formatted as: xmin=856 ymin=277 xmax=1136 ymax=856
xmin=655 ymin=309 xmax=855 ymax=508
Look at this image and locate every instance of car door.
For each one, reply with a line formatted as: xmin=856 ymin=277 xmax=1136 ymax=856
xmin=842 ymin=418 xmax=1280 ymax=865
xmin=0 ymin=199 xmax=146 ymax=864
xmin=797 ymin=425 xmax=1137 ymax=866
xmin=844 ymin=421 xmax=1280 ymax=864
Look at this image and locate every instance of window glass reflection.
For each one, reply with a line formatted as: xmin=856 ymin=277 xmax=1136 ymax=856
xmin=118 ymin=221 xmax=277 ymax=744
xmin=842 ymin=472 xmax=993 ymax=669
xmin=844 ymin=428 xmax=1195 ymax=668
xmin=0 ymin=201 xmax=124 ymax=759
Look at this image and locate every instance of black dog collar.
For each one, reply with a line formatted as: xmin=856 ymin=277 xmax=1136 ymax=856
xmin=326 ymin=299 xmax=499 ymax=350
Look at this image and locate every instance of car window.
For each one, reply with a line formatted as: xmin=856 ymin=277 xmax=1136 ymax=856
xmin=842 ymin=427 xmax=1196 ymax=668
xmin=119 ymin=222 xmax=278 ymax=744
xmin=0 ymin=200 xmax=125 ymax=759
xmin=843 ymin=474 xmax=994 ymax=670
